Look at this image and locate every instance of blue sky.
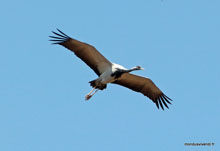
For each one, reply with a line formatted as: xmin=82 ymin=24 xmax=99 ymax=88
xmin=0 ymin=0 xmax=219 ymax=151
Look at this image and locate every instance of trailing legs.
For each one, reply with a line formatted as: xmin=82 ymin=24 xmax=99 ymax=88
xmin=85 ymin=87 xmax=99 ymax=100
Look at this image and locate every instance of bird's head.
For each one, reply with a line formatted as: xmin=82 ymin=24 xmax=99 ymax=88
xmin=135 ymin=66 xmax=144 ymax=70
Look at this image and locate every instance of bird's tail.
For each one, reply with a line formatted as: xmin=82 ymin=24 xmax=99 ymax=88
xmin=89 ymin=80 xmax=96 ymax=88
xmin=89 ymin=80 xmax=107 ymax=90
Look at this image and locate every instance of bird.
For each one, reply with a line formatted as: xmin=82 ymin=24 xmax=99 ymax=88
xmin=49 ymin=29 xmax=172 ymax=110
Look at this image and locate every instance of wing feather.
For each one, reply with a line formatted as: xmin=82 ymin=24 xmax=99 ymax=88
xmin=113 ymin=73 xmax=172 ymax=110
xmin=49 ymin=29 xmax=112 ymax=76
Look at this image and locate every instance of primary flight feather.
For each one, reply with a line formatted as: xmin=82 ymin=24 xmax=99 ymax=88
xmin=49 ymin=29 xmax=172 ymax=110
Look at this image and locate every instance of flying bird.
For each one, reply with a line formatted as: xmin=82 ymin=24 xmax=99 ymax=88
xmin=49 ymin=29 xmax=172 ymax=110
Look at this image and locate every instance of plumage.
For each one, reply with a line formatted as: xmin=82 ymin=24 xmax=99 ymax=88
xmin=49 ymin=29 xmax=172 ymax=110
xmin=113 ymin=73 xmax=172 ymax=110
xmin=50 ymin=29 xmax=112 ymax=76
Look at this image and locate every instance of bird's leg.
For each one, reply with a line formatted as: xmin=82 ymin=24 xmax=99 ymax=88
xmin=85 ymin=87 xmax=98 ymax=100
xmin=87 ymin=87 xmax=96 ymax=96
xmin=87 ymin=90 xmax=99 ymax=100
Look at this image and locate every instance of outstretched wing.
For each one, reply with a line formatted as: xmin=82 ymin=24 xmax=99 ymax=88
xmin=113 ymin=73 xmax=172 ymax=110
xmin=49 ymin=29 xmax=112 ymax=76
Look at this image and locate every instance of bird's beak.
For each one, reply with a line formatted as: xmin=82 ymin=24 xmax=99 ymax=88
xmin=140 ymin=67 xmax=144 ymax=70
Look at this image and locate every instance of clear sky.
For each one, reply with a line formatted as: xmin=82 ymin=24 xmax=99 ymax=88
xmin=0 ymin=0 xmax=219 ymax=151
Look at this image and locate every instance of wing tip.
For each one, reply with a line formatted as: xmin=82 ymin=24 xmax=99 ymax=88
xmin=49 ymin=29 xmax=70 ymax=44
xmin=154 ymin=94 xmax=172 ymax=110
xmin=155 ymin=101 xmax=160 ymax=109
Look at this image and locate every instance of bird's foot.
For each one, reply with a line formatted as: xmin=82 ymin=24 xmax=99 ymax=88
xmin=85 ymin=94 xmax=92 ymax=101
xmin=85 ymin=89 xmax=98 ymax=101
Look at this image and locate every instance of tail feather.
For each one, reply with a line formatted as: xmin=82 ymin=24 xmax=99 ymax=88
xmin=89 ymin=80 xmax=107 ymax=90
xmin=89 ymin=80 xmax=96 ymax=88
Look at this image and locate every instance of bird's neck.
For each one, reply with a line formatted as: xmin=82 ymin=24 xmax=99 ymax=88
xmin=111 ymin=67 xmax=141 ymax=79
xmin=125 ymin=67 xmax=140 ymax=73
